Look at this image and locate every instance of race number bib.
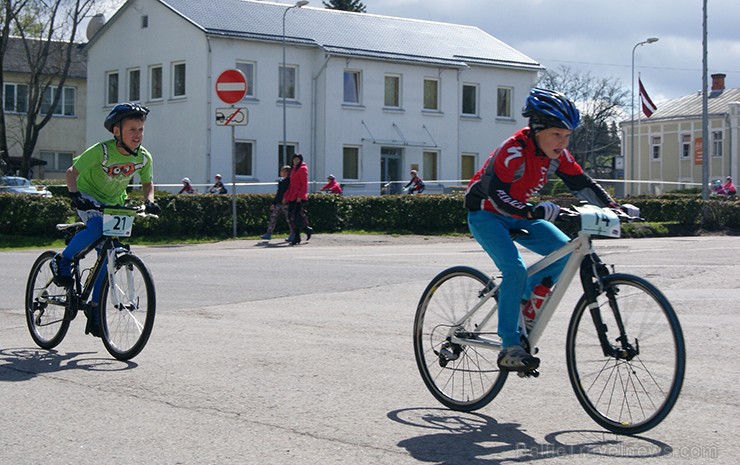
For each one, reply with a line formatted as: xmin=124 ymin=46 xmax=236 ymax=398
xmin=103 ymin=208 xmax=135 ymax=237
xmin=575 ymin=205 xmax=620 ymax=238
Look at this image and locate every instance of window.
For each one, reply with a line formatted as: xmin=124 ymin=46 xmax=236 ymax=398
xmin=141 ymin=15 xmax=148 ymax=28
xmin=461 ymin=153 xmax=477 ymax=182
xmin=128 ymin=68 xmax=141 ymax=102
xmin=343 ymin=70 xmax=361 ymax=104
xmin=343 ymin=146 xmax=360 ymax=180
xmin=423 ymin=151 xmax=439 ymax=181
xmin=236 ymin=61 xmax=255 ymax=98
xmin=106 ymin=71 xmax=119 ymax=105
xmin=462 ymin=83 xmax=478 ymax=116
xmin=40 ymin=86 xmax=76 ymax=116
xmin=651 ymin=136 xmax=661 ymax=160
xmin=149 ymin=65 xmax=162 ymax=100
xmin=279 ymin=65 xmax=297 ymax=100
xmin=278 ymin=144 xmax=296 ymax=171
xmin=680 ymin=134 xmax=691 ymax=159
xmin=172 ymin=62 xmax=186 ymax=98
xmin=712 ymin=131 xmax=723 ymax=157
xmin=4 ymin=83 xmax=28 ymax=113
xmin=235 ymin=141 xmax=254 ymax=176
xmin=39 ymin=150 xmax=74 ymax=172
xmin=497 ymin=87 xmax=512 ymax=118
xmin=423 ymin=78 xmax=439 ymax=111
xmin=384 ymin=74 xmax=401 ymax=108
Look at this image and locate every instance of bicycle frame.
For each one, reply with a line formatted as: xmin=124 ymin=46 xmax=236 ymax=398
xmin=449 ymin=230 xmax=597 ymax=350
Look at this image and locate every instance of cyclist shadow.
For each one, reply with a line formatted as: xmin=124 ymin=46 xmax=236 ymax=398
xmin=389 ymin=407 xmax=673 ymax=464
xmin=0 ymin=347 xmax=137 ymax=382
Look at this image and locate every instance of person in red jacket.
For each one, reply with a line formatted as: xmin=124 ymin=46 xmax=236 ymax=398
xmin=283 ymin=153 xmax=313 ymax=245
xmin=320 ymin=174 xmax=343 ymax=194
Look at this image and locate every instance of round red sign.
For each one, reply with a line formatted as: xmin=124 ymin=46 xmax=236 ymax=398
xmin=215 ymin=69 xmax=247 ymax=104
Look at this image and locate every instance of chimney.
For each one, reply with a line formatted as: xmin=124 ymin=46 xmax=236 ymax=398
xmin=711 ymin=73 xmax=726 ymax=91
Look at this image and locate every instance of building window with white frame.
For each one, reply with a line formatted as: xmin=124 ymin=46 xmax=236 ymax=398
xmin=461 ymin=153 xmax=477 ymax=182
xmin=343 ymin=70 xmax=361 ymax=104
xmin=711 ymin=130 xmax=723 ymax=157
xmin=651 ymin=136 xmax=661 ymax=160
xmin=3 ymin=83 xmax=28 ymax=113
xmin=423 ymin=151 xmax=439 ymax=181
xmin=235 ymin=141 xmax=254 ymax=176
xmin=172 ymin=62 xmax=186 ymax=98
xmin=39 ymin=150 xmax=74 ymax=172
xmin=278 ymin=143 xmax=296 ymax=171
xmin=40 ymin=86 xmax=76 ymax=116
xmin=128 ymin=68 xmax=140 ymax=102
xmin=462 ymin=83 xmax=478 ymax=116
xmin=279 ymin=65 xmax=297 ymax=100
xmin=384 ymin=74 xmax=401 ymax=108
xmin=680 ymin=134 xmax=691 ymax=159
xmin=149 ymin=65 xmax=162 ymax=101
xmin=106 ymin=71 xmax=119 ymax=105
xmin=423 ymin=78 xmax=439 ymax=111
xmin=343 ymin=146 xmax=360 ymax=180
xmin=236 ymin=61 xmax=255 ymax=98
xmin=497 ymin=87 xmax=512 ymax=118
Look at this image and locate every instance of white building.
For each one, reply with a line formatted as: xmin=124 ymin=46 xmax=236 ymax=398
xmin=84 ymin=0 xmax=542 ymax=194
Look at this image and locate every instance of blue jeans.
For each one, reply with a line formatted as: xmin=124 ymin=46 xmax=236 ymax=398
xmin=60 ymin=211 xmax=107 ymax=304
xmin=467 ymin=210 xmax=571 ymax=347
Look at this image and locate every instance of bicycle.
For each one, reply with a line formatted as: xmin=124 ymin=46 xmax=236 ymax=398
xmin=413 ymin=204 xmax=685 ymax=435
xmin=25 ymin=204 xmax=157 ymax=361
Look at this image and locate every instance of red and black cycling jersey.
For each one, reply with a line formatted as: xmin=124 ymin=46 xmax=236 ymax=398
xmin=464 ymin=127 xmax=614 ymax=217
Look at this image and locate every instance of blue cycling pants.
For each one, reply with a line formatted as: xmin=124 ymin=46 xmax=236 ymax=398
xmin=61 ymin=213 xmax=107 ymax=304
xmin=467 ymin=210 xmax=571 ymax=348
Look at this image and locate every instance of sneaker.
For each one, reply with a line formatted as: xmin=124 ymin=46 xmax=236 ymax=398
xmin=84 ymin=305 xmax=101 ymax=338
xmin=497 ymin=344 xmax=540 ymax=371
xmin=260 ymin=233 xmax=272 ymax=240
xmin=50 ymin=254 xmax=73 ymax=288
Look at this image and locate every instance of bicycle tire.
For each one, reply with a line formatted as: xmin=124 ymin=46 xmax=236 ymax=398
xmin=413 ymin=266 xmax=508 ymax=411
xmin=566 ymin=273 xmax=685 ymax=435
xmin=25 ymin=251 xmax=71 ymax=349
xmin=99 ymin=253 xmax=156 ymax=361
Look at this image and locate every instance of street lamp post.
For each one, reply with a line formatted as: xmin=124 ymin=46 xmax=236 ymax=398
xmin=282 ymin=1 xmax=309 ymax=167
xmin=630 ymin=37 xmax=659 ymax=195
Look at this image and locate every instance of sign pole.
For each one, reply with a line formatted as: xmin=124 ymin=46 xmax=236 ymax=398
xmin=231 ymin=111 xmax=237 ymax=238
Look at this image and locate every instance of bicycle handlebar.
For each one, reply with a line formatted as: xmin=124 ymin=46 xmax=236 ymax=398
xmin=558 ymin=205 xmax=643 ymax=223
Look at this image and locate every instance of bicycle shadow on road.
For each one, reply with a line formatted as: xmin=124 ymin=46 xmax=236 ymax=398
xmin=0 ymin=347 xmax=137 ymax=382
xmin=388 ymin=407 xmax=674 ymax=464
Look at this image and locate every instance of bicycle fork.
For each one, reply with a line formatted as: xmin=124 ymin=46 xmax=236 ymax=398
xmin=580 ymin=254 xmax=639 ymax=361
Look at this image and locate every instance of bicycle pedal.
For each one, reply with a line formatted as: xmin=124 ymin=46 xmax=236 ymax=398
xmin=517 ymin=369 xmax=540 ymax=378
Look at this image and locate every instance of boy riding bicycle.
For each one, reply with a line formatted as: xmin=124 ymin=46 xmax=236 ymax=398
xmin=465 ymin=88 xmax=623 ymax=372
xmin=51 ymin=103 xmax=161 ymax=337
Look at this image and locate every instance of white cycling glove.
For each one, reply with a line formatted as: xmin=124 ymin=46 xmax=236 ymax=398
xmin=620 ymin=203 xmax=641 ymax=218
xmin=533 ymin=201 xmax=561 ymax=223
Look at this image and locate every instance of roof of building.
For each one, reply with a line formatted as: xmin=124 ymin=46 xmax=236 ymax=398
xmin=151 ymin=0 xmax=541 ymax=70
xmin=639 ymin=87 xmax=740 ymax=121
xmin=2 ymin=36 xmax=87 ymax=78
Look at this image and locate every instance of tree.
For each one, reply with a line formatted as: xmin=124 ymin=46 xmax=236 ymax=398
xmin=0 ymin=0 xmax=96 ymax=176
xmin=538 ymin=65 xmax=628 ymax=177
xmin=323 ymin=0 xmax=366 ymax=13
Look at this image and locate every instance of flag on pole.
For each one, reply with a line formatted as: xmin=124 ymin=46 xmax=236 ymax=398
xmin=639 ymin=78 xmax=657 ymax=118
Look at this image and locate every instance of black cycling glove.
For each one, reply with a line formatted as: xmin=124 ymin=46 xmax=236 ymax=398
xmin=144 ymin=200 xmax=162 ymax=215
xmin=68 ymin=191 xmax=97 ymax=211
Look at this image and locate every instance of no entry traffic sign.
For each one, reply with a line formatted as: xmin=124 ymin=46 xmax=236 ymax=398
xmin=215 ymin=69 xmax=247 ymax=105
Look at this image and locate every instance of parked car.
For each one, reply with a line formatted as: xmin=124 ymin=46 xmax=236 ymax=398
xmin=0 ymin=176 xmax=52 ymax=197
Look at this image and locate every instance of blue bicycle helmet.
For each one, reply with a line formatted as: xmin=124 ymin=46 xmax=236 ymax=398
xmin=104 ymin=102 xmax=150 ymax=133
xmin=522 ymin=88 xmax=580 ymax=131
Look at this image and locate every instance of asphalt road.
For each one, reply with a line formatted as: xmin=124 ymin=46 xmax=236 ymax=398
xmin=1 ymin=234 xmax=739 ymax=464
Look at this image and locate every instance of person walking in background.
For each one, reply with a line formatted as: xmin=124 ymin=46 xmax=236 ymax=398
xmin=260 ymin=166 xmax=292 ymax=241
xmin=283 ymin=153 xmax=313 ymax=245
xmin=178 ymin=177 xmax=196 ymax=194
xmin=319 ymin=174 xmax=343 ymax=195
xmin=207 ymin=174 xmax=227 ymax=194
xmin=404 ymin=169 xmax=425 ymax=194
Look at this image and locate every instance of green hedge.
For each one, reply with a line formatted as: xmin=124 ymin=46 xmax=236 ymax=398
xmin=1 ymin=191 xmax=738 ymax=241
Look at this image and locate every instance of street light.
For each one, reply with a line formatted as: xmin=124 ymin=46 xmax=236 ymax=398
xmin=282 ymin=0 xmax=309 ymax=168
xmin=630 ymin=37 xmax=659 ymax=195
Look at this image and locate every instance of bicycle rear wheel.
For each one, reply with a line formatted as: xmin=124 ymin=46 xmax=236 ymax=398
xmin=25 ymin=251 xmax=71 ymax=349
xmin=413 ymin=266 xmax=508 ymax=411
xmin=566 ymin=273 xmax=685 ymax=435
xmin=99 ymin=253 xmax=156 ymax=361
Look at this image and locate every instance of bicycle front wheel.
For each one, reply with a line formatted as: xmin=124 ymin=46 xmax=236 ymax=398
xmin=25 ymin=251 xmax=71 ymax=349
xmin=566 ymin=274 xmax=685 ymax=435
xmin=99 ymin=253 xmax=156 ymax=361
xmin=413 ymin=266 xmax=508 ymax=412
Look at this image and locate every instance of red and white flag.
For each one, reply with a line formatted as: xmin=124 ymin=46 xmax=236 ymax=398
xmin=639 ymin=78 xmax=657 ymax=118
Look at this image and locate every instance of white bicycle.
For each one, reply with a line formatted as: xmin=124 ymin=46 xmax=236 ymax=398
xmin=413 ymin=205 xmax=685 ymax=435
